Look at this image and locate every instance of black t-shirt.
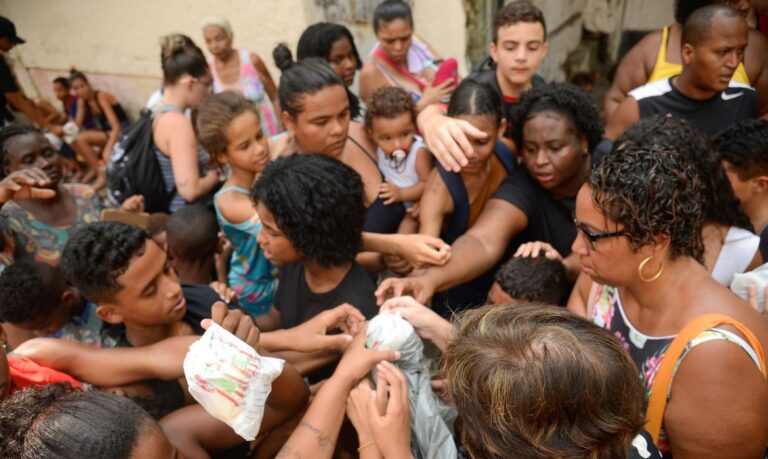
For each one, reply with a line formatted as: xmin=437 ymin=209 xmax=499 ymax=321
xmin=492 ymin=166 xmax=576 ymax=257
xmin=630 ymin=77 xmax=757 ymax=136
xmin=759 ymin=225 xmax=768 ymax=263
xmin=471 ymin=69 xmax=545 ymax=143
xmin=627 ymin=430 xmax=663 ymax=459
xmin=274 ymin=261 xmax=378 ymax=329
xmin=0 ymin=56 xmax=19 ymax=123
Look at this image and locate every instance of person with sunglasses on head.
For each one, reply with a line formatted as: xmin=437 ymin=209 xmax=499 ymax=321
xmin=376 ymin=83 xmax=603 ymax=305
xmin=150 ymin=34 xmax=219 ymax=213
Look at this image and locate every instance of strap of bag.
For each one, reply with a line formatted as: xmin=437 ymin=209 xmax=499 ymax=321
xmin=645 ymin=313 xmax=767 ymax=444
xmin=373 ymin=47 xmax=428 ymax=91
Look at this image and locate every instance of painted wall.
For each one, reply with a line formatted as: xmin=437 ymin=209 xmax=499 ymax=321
xmin=0 ymin=0 xmax=466 ymax=117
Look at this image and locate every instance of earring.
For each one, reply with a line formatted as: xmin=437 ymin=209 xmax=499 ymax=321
xmin=637 ymin=255 xmax=664 ymax=282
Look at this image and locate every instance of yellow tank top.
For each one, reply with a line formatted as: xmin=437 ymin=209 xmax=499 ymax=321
xmin=648 ymin=26 xmax=750 ymax=84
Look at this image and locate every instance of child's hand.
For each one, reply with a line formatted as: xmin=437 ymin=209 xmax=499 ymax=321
xmin=514 ymin=241 xmax=562 ymax=260
xmin=202 ymin=302 xmax=260 ymax=350
xmin=379 ymin=180 xmax=402 ymax=205
xmin=346 ymin=379 xmax=378 ymax=447
xmin=209 ymin=280 xmax=237 ymax=304
xmin=383 ymin=254 xmax=414 ymax=276
xmin=120 ymin=195 xmax=145 ymax=213
xmin=285 ymin=303 xmax=366 ymax=352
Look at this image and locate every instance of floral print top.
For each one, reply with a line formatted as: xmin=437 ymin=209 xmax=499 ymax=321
xmin=588 ymin=283 xmax=763 ymax=456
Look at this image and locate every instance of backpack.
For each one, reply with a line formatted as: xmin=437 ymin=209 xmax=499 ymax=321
xmin=106 ymin=107 xmax=176 ymax=213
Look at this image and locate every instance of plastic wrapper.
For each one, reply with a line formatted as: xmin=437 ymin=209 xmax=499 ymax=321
xmin=183 ymin=323 xmax=284 ymax=440
xmin=366 ymin=311 xmax=458 ymax=459
xmin=731 ymin=262 xmax=768 ymax=313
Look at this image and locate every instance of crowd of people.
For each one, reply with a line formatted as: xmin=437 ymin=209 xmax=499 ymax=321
xmin=0 ymin=0 xmax=767 ymax=457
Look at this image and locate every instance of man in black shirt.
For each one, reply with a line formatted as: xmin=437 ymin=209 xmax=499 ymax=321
xmin=0 ymin=17 xmax=59 ymax=131
xmin=716 ymin=119 xmax=768 ymax=261
xmin=605 ymin=5 xmax=760 ymax=141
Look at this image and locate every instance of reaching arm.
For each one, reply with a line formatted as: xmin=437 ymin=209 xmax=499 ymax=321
xmin=603 ymin=96 xmax=641 ymax=141
xmin=745 ymin=30 xmax=768 ymax=119
xmin=96 ymin=92 xmax=122 ymax=161
xmin=251 ymin=53 xmax=282 ymax=126
xmin=5 ymin=92 xmax=58 ymax=131
xmin=416 ymin=102 xmax=488 ymax=173
xmin=602 ymin=32 xmax=659 ymax=118
xmin=418 ymin=168 xmax=451 ymax=238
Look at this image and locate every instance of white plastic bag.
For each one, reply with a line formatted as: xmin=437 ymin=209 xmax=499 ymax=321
xmin=183 ymin=323 xmax=284 ymax=440
xmin=731 ymin=262 xmax=768 ymax=313
xmin=365 ymin=310 xmax=415 ymax=351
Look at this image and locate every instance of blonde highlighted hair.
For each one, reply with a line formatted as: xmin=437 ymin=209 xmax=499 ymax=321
xmin=201 ymin=15 xmax=233 ymax=38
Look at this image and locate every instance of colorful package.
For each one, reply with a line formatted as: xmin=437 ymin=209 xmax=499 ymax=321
xmin=183 ymin=323 xmax=284 ymax=440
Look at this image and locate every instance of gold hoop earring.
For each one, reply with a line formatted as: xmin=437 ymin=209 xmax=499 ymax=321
xmin=638 ymin=256 xmax=664 ymax=282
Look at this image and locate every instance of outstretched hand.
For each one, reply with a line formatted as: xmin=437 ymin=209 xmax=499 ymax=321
xmin=418 ymin=106 xmax=489 ymax=173
xmin=334 ymin=322 xmax=400 ymax=385
xmin=287 ymin=303 xmax=366 ymax=353
xmin=202 ymin=302 xmax=260 ymax=350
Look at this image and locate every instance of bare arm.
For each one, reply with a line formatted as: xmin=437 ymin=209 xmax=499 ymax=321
xmin=604 ymin=96 xmax=641 ymax=141
xmin=156 ymin=112 xmax=219 ymax=202
xmin=418 ymin=168 xmax=451 ymax=238
xmin=74 ymin=97 xmax=85 ymax=127
xmin=745 ymin=30 xmax=768 ymax=118
xmin=602 ymin=31 xmax=659 ymax=118
xmin=5 ymin=92 xmax=57 ymax=131
xmin=665 ymin=339 xmax=768 ymax=458
xmin=361 ymin=232 xmax=451 ymax=267
xmin=566 ymin=272 xmax=593 ymax=318
xmin=359 ymin=62 xmax=390 ymax=103
xmin=398 ymin=147 xmax=432 ymax=202
xmin=251 ymin=53 xmax=281 ymax=122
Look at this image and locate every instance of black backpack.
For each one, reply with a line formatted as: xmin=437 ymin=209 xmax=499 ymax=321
xmin=106 ymin=108 xmax=175 ymax=213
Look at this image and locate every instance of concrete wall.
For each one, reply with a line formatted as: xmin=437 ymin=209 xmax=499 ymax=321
xmin=0 ymin=0 xmax=466 ymax=118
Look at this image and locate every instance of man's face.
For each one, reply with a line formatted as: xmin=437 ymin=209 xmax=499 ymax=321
xmin=97 ymin=240 xmax=186 ymax=327
xmin=0 ymin=37 xmax=15 ymax=53
xmin=683 ymin=15 xmax=748 ymax=92
xmin=490 ymin=22 xmax=548 ymax=88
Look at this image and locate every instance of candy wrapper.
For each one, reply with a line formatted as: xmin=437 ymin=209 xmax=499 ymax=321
xmin=183 ymin=323 xmax=284 ymax=440
xmin=365 ymin=310 xmax=415 ymax=351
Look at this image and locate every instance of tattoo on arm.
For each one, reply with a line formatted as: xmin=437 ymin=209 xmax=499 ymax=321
xmin=299 ymin=420 xmax=332 ymax=448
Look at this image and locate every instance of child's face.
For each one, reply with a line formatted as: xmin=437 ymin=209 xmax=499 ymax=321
xmin=222 ymin=111 xmax=269 ymax=174
xmin=370 ymin=112 xmax=416 ymax=157
xmin=487 ymin=281 xmax=524 ymax=306
xmin=53 ymin=82 xmax=70 ymax=102
xmin=256 ymin=202 xmax=300 ymax=266
xmin=0 ymin=325 xmax=9 ymax=399
xmin=457 ymin=113 xmax=502 ymax=175
xmin=722 ymin=160 xmax=755 ymax=208
xmin=96 ymin=240 xmax=187 ymax=328
xmin=490 ymin=22 xmax=548 ymax=88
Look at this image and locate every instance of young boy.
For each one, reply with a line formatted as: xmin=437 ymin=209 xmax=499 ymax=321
xmin=716 ymin=119 xmax=768 ymax=261
xmin=252 ymin=154 xmax=378 ymax=376
xmin=418 ymin=0 xmax=548 ymax=169
xmin=487 ymin=255 xmax=569 ymax=306
xmin=0 ymin=260 xmax=102 ymax=346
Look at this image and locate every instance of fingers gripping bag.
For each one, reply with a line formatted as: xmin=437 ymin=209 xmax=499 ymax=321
xmin=366 ymin=311 xmax=458 ymax=459
xmin=184 ymin=323 xmax=284 ymax=440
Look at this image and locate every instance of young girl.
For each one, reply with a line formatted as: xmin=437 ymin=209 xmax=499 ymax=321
xmin=419 ymin=79 xmax=510 ymax=312
xmin=365 ymin=86 xmax=431 ymax=230
xmin=196 ymin=91 xmax=276 ymax=318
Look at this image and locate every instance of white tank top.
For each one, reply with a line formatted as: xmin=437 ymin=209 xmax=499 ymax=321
xmin=376 ymin=135 xmax=424 ymax=191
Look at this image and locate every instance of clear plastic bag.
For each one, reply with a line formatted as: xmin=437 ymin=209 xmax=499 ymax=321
xmin=183 ymin=323 xmax=284 ymax=440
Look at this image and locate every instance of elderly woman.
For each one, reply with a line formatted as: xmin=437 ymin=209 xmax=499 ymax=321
xmin=568 ymin=142 xmax=768 ymax=457
xmin=202 ymin=15 xmax=281 ymax=136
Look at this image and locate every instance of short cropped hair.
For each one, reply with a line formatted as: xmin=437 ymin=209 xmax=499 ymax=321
xmin=61 ymin=222 xmax=148 ymax=303
xmin=493 ymin=1 xmax=547 ymax=43
xmin=443 ymin=304 xmax=645 ymax=459
xmin=166 ymin=205 xmax=219 ymax=263
xmin=0 ymin=260 xmax=66 ymax=324
xmin=715 ymin=119 xmax=768 ymax=180
xmin=682 ymin=4 xmax=743 ymax=47
xmin=252 ymin=154 xmax=365 ymax=267
xmin=494 ymin=257 xmax=569 ymax=305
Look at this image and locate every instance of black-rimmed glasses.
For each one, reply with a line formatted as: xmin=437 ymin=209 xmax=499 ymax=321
xmin=574 ymin=219 xmax=626 ymax=250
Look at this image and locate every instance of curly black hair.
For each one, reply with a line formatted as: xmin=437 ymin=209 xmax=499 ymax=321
xmin=616 ymin=115 xmax=752 ymax=231
xmin=364 ymin=86 xmax=417 ymax=131
xmin=590 ymin=143 xmax=705 ymax=262
xmin=509 ymin=83 xmax=604 ymax=154
xmin=0 ymin=260 xmax=66 ymax=324
xmin=61 ymin=221 xmax=148 ymax=303
xmin=0 ymin=382 xmax=152 ymax=459
xmin=0 ymin=124 xmax=39 ymax=178
xmin=252 ymin=154 xmax=365 ymax=267
xmin=495 ymin=256 xmax=569 ymax=305
xmin=714 ymin=119 xmax=768 ymax=180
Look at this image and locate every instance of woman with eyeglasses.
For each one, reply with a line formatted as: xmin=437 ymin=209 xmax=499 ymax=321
xmin=375 ymin=83 xmax=603 ymax=305
xmin=151 ymin=33 xmax=219 ymax=213
xmin=567 ymin=142 xmax=768 ymax=458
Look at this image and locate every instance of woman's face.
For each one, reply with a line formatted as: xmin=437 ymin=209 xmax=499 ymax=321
xmin=328 ymin=37 xmax=359 ymax=87
xmin=521 ymin=110 xmax=589 ymax=197
xmin=70 ymin=78 xmax=92 ymax=100
xmin=572 ymin=185 xmax=648 ymax=287
xmin=3 ymin=132 xmax=62 ymax=188
xmin=376 ymin=19 xmax=413 ymax=63
xmin=256 ymin=202 xmax=300 ymax=266
xmin=202 ymin=25 xmax=232 ymax=58
xmin=53 ymin=82 xmax=70 ymax=103
xmin=457 ymin=113 xmax=503 ymax=175
xmin=285 ymin=85 xmax=350 ymax=158
xmin=222 ymin=110 xmax=269 ymax=174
